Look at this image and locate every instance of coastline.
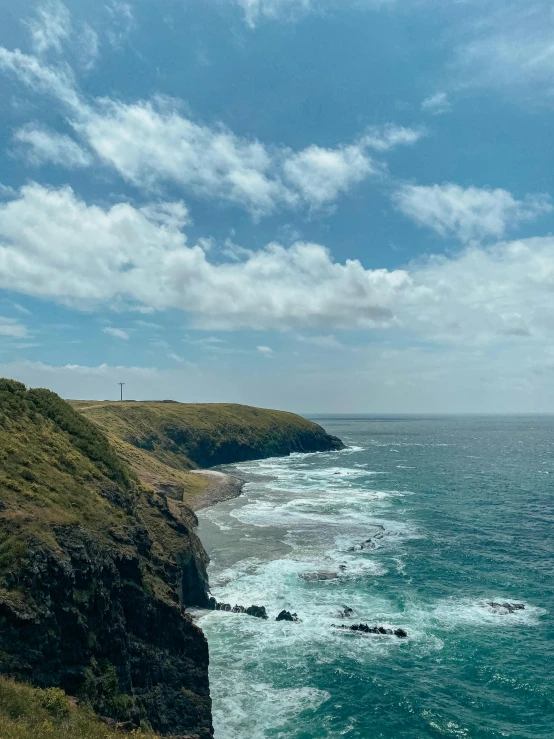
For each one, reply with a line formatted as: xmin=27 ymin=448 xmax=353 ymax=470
xmin=189 ymin=469 xmax=246 ymax=511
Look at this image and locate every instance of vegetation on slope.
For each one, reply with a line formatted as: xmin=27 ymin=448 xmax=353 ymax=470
xmin=71 ymin=401 xmax=344 ymax=504
xmin=0 ymin=380 xmax=212 ymax=738
xmin=0 ymin=676 xmax=157 ymax=739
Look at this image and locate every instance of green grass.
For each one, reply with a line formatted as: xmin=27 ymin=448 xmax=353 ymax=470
xmin=70 ymin=401 xmax=342 ymax=506
xmin=0 ymin=380 xmax=138 ymax=576
xmin=0 ymin=677 xmax=156 ymax=738
xmin=70 ymin=401 xmax=333 ymax=465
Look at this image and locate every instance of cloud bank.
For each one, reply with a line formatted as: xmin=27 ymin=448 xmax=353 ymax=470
xmin=0 ymin=183 xmax=553 ymax=347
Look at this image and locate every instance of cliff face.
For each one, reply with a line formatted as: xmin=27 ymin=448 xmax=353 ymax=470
xmin=0 ymin=380 xmax=212 ymax=737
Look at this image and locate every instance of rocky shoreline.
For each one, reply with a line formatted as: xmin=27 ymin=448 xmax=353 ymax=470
xmin=189 ymin=469 xmax=246 ymax=510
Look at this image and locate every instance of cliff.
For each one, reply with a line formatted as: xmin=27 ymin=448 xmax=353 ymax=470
xmin=0 ymin=380 xmax=212 ymax=737
xmin=70 ymin=400 xmax=344 ymax=508
xmin=0 ymin=383 xmax=344 ymax=737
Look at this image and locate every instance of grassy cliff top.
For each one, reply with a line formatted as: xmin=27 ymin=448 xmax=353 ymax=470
xmin=70 ymin=400 xmax=344 ymax=505
xmin=0 ymin=380 xmax=137 ymax=574
xmin=69 ymin=401 xmax=336 ymax=458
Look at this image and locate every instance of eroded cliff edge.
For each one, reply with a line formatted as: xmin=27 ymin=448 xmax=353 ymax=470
xmin=0 ymin=382 xmax=344 ymax=737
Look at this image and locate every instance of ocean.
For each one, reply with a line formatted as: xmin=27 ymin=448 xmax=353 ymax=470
xmin=196 ymin=416 xmax=554 ymax=739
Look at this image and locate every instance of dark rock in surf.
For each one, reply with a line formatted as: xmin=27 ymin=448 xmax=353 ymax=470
xmin=348 ymin=538 xmax=377 ymax=552
xmin=276 ymin=610 xmax=299 ymax=622
xmin=487 ymin=601 xmax=525 ymax=614
xmin=338 ymin=606 xmax=353 ymax=618
xmin=333 ymin=623 xmax=407 ymax=638
xmin=211 ymin=600 xmax=266 ymax=618
xmin=246 ymin=605 xmax=268 ymax=619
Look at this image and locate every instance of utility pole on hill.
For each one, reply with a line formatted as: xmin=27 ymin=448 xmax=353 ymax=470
xmin=118 ymin=382 xmax=125 ymax=401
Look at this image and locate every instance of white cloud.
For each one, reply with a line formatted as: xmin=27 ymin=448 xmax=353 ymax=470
xmin=77 ymin=102 xmax=417 ymax=213
xmin=0 ymin=48 xmax=422 ymax=216
xmin=26 ymin=0 xmax=71 ymax=56
xmin=0 ymin=317 xmax=28 ymax=338
xmin=407 ymin=236 xmax=554 ymax=345
xmin=257 ymin=345 xmax=273 ymax=356
xmin=78 ymin=97 xmax=294 ymax=215
xmin=25 ymin=1 xmax=99 ymax=70
xmin=0 ymin=47 xmax=80 ymax=109
xmin=2 ymin=183 xmax=554 ymax=348
xmin=361 ymin=124 xmax=425 ymax=152
xmin=0 ymin=183 xmax=414 ymax=330
xmin=394 ymin=183 xmax=552 ymax=242
xmin=283 ymin=144 xmax=373 ymax=209
xmin=421 ymin=92 xmax=451 ymax=115
xmin=14 ymin=125 xmax=92 ymax=168
xmin=103 ymin=326 xmax=129 ymax=340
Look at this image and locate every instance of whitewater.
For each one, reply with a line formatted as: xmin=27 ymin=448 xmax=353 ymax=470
xmin=197 ymin=415 xmax=553 ymax=738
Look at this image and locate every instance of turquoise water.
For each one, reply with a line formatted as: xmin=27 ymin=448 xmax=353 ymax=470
xmin=197 ymin=416 xmax=554 ymax=739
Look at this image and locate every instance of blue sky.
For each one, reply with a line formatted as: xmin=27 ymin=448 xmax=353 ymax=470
xmin=1 ymin=0 xmax=554 ymax=411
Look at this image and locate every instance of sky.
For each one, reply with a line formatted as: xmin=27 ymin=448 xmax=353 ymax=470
xmin=0 ymin=0 xmax=554 ymax=412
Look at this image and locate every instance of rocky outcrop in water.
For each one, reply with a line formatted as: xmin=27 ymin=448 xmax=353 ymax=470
xmin=334 ymin=624 xmax=408 ymax=637
xmin=206 ymin=598 xmax=268 ymax=619
xmin=487 ymin=601 xmax=525 ymax=614
xmin=246 ymin=605 xmax=268 ymax=619
xmin=336 ymin=606 xmax=354 ymax=618
xmin=276 ymin=610 xmax=299 ymax=622
xmin=348 ymin=538 xmax=377 ymax=551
